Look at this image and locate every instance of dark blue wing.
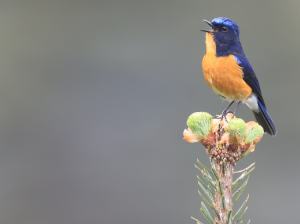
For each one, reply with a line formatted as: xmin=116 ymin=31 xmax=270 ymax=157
xmin=233 ymin=54 xmax=266 ymax=106
xmin=234 ymin=54 xmax=276 ymax=135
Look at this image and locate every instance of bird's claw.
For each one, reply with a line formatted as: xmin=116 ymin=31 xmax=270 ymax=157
xmin=212 ymin=110 xmax=233 ymax=123
xmin=212 ymin=110 xmax=234 ymax=138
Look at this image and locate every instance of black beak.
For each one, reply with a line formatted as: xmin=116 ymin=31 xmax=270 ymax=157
xmin=201 ymin=19 xmax=216 ymax=33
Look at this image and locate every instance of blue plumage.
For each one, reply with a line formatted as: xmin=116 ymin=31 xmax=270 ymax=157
xmin=234 ymin=54 xmax=264 ymax=104
xmin=256 ymin=98 xmax=277 ymax=136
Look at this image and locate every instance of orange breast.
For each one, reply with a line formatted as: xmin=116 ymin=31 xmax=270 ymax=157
xmin=202 ymin=33 xmax=252 ymax=101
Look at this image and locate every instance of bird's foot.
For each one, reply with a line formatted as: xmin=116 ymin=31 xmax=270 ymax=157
xmin=212 ymin=110 xmax=233 ymax=123
xmin=212 ymin=110 xmax=234 ymax=137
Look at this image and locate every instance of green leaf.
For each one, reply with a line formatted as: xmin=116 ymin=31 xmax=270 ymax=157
xmin=206 ymin=185 xmax=214 ymax=200
xmin=232 ymin=167 xmax=254 ymax=191
xmin=218 ymin=180 xmax=224 ymax=196
xmin=245 ymin=167 xmax=255 ymax=176
xmin=234 ymin=163 xmax=255 ymax=174
xmin=212 ymin=203 xmax=221 ymax=220
xmin=210 ymin=158 xmax=216 ymax=171
xmin=232 ymin=195 xmax=249 ymax=220
xmin=232 ymin=176 xmax=249 ymax=205
xmin=204 ymin=168 xmax=214 ymax=181
xmin=240 ymin=148 xmax=251 ymax=159
xmin=200 ymin=204 xmax=214 ymax=224
xmin=198 ymin=190 xmax=213 ymax=210
xmin=202 ymin=170 xmax=216 ymax=189
xmin=236 ymin=207 xmax=248 ymax=223
xmin=201 ymin=202 xmax=213 ymax=220
xmin=197 ymin=158 xmax=212 ymax=173
xmin=247 ymin=220 xmax=251 ymax=224
xmin=195 ymin=164 xmax=202 ymax=173
xmin=197 ymin=176 xmax=214 ymax=196
xmin=198 ymin=181 xmax=214 ymax=204
xmin=226 ymin=209 xmax=232 ymax=224
xmin=200 ymin=209 xmax=213 ymax=224
xmin=212 ymin=166 xmax=220 ymax=180
xmin=221 ymin=195 xmax=226 ymax=211
xmin=222 ymin=160 xmax=226 ymax=176
xmin=191 ymin=216 xmax=204 ymax=224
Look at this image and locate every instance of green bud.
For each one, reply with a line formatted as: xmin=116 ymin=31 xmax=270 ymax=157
xmin=226 ymin=118 xmax=246 ymax=136
xmin=186 ymin=112 xmax=212 ymax=138
xmin=245 ymin=123 xmax=264 ymax=144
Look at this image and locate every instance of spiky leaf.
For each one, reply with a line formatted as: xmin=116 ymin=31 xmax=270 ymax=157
xmin=233 ymin=195 xmax=249 ymax=220
xmin=237 ymin=207 xmax=248 ymax=223
xmin=191 ymin=216 xmax=204 ymax=224
xmin=232 ymin=167 xmax=254 ymax=191
xmin=204 ymin=166 xmax=214 ymax=180
xmin=200 ymin=209 xmax=213 ymax=224
xmin=226 ymin=210 xmax=232 ymax=224
xmin=212 ymin=166 xmax=220 ymax=180
xmin=218 ymin=180 xmax=224 ymax=196
xmin=198 ymin=176 xmax=214 ymax=196
xmin=195 ymin=164 xmax=202 ymax=173
xmin=198 ymin=181 xmax=214 ymax=204
xmin=200 ymin=203 xmax=214 ymax=224
xmin=198 ymin=190 xmax=213 ymax=210
xmin=210 ymin=158 xmax=216 ymax=171
xmin=222 ymin=160 xmax=226 ymax=176
xmin=212 ymin=203 xmax=221 ymax=220
xmin=197 ymin=158 xmax=212 ymax=173
xmin=221 ymin=195 xmax=226 ymax=211
xmin=234 ymin=163 xmax=255 ymax=174
xmin=202 ymin=170 xmax=216 ymax=189
xmin=232 ymin=176 xmax=249 ymax=205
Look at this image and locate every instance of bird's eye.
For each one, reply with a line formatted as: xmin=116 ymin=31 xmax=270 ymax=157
xmin=221 ymin=26 xmax=228 ymax=32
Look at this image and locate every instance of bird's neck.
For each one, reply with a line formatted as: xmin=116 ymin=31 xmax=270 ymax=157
xmin=205 ymin=33 xmax=216 ymax=55
xmin=205 ymin=33 xmax=244 ymax=57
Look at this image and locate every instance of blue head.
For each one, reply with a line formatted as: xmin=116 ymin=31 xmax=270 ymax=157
xmin=202 ymin=17 xmax=244 ymax=57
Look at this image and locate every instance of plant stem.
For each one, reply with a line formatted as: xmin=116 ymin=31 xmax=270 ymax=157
xmin=211 ymin=145 xmax=234 ymax=224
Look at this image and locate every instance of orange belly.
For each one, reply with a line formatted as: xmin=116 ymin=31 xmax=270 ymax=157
xmin=202 ymin=34 xmax=252 ymax=102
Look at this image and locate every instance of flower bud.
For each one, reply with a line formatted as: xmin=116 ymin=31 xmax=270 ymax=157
xmin=245 ymin=122 xmax=264 ymax=144
xmin=226 ymin=118 xmax=246 ymax=143
xmin=186 ymin=112 xmax=212 ymax=138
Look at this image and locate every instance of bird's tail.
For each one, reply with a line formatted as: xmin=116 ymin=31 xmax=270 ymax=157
xmin=252 ymin=98 xmax=277 ymax=136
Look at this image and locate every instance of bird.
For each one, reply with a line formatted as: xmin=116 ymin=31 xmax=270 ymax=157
xmin=201 ymin=17 xmax=276 ymax=136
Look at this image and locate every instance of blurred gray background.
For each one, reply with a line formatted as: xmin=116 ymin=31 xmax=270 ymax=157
xmin=0 ymin=1 xmax=298 ymax=223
